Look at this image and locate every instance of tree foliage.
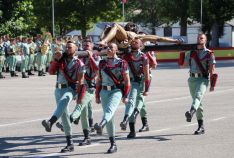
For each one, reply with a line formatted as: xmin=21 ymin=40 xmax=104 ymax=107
xmin=0 ymin=0 xmax=36 ymax=36
xmin=190 ymin=0 xmax=234 ymax=46
xmin=33 ymin=0 xmax=122 ymax=36
xmin=125 ymin=0 xmax=166 ymax=34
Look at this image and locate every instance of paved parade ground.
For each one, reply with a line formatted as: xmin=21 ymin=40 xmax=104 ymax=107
xmin=0 ymin=61 xmax=234 ymax=158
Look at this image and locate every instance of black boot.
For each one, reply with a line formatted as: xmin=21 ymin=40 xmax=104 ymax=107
xmin=89 ymin=118 xmax=95 ymax=133
xmin=127 ymin=122 xmax=136 ymax=138
xmin=94 ymin=119 xmax=107 ymax=135
xmin=194 ymin=120 xmax=205 ymax=135
xmin=0 ymin=73 xmax=5 ymax=78
xmin=79 ymin=129 xmax=91 ymax=146
xmin=120 ymin=115 xmax=129 ymax=131
xmin=10 ymin=71 xmax=18 ymax=77
xmin=107 ymin=137 xmax=117 ymax=154
xmin=185 ymin=107 xmax=196 ymax=122
xmin=73 ymin=116 xmax=80 ymax=125
xmin=42 ymin=70 xmax=47 ymax=76
xmin=28 ymin=70 xmax=35 ymax=75
xmin=139 ymin=117 xmax=149 ymax=132
xmin=34 ymin=66 xmax=38 ymax=71
xmin=56 ymin=122 xmax=64 ymax=132
xmin=22 ymin=72 xmax=29 ymax=78
xmin=41 ymin=116 xmax=57 ymax=132
xmin=10 ymin=71 xmax=14 ymax=77
xmin=6 ymin=67 xmax=9 ymax=72
xmin=61 ymin=135 xmax=74 ymax=153
xmin=38 ymin=71 xmax=45 ymax=76
xmin=13 ymin=71 xmax=18 ymax=77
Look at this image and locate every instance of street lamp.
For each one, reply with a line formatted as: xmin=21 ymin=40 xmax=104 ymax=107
xmin=200 ymin=0 xmax=203 ymax=30
xmin=52 ymin=0 xmax=55 ymax=37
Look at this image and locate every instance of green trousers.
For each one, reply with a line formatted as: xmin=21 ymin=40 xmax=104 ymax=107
xmin=188 ymin=77 xmax=209 ymax=120
xmin=46 ymin=51 xmax=53 ymax=68
xmin=37 ymin=53 xmax=47 ymax=72
xmin=70 ymin=88 xmax=95 ymax=130
xmin=0 ymin=56 xmax=5 ymax=73
xmin=87 ymin=101 xmax=93 ymax=119
xmin=54 ymin=87 xmax=76 ymax=136
xmin=8 ymin=55 xmax=17 ymax=71
xmin=136 ymin=79 xmax=147 ymax=118
xmin=20 ymin=55 xmax=29 ymax=72
xmin=100 ymin=89 xmax=122 ymax=137
xmin=28 ymin=54 xmax=35 ymax=70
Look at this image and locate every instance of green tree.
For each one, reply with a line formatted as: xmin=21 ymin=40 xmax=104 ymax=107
xmin=125 ymin=0 xmax=166 ymax=34
xmin=0 ymin=0 xmax=36 ymax=36
xmin=157 ymin=0 xmax=191 ymax=37
xmin=191 ymin=0 xmax=234 ymax=47
xmin=33 ymin=0 xmax=122 ymax=36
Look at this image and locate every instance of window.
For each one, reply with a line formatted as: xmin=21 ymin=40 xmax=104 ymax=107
xmin=164 ymin=26 xmax=172 ymax=37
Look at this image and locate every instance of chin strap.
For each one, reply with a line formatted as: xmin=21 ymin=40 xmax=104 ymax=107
xmin=49 ymin=60 xmax=59 ymax=75
xmin=76 ymin=84 xmax=87 ymax=103
xmin=145 ymin=79 xmax=151 ymax=93
xmin=178 ymin=51 xmax=185 ymax=66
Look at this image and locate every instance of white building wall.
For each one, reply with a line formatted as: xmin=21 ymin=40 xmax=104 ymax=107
xmin=219 ymin=26 xmax=232 ymax=47
xmin=187 ymin=27 xmax=200 ymax=44
xmin=232 ymin=30 xmax=234 ymax=47
xmin=155 ymin=27 xmax=164 ymax=37
xmin=155 ymin=24 xmax=233 ymax=47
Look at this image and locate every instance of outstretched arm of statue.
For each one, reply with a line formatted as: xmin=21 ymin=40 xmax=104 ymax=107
xmin=99 ymin=23 xmax=128 ymax=46
xmin=137 ymin=35 xmax=182 ymax=44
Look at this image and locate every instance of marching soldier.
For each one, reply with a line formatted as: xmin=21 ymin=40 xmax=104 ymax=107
xmin=41 ymin=41 xmax=86 ymax=153
xmin=35 ymin=34 xmax=47 ymax=76
xmin=138 ymin=50 xmax=157 ymax=132
xmin=7 ymin=38 xmax=18 ymax=77
xmin=27 ymin=37 xmax=36 ymax=75
xmin=69 ymin=39 xmax=100 ymax=146
xmin=46 ymin=40 xmax=53 ymax=72
xmin=0 ymin=37 xmax=6 ymax=78
xmin=120 ymin=38 xmax=151 ymax=138
xmin=3 ymin=35 xmax=10 ymax=73
xmin=20 ymin=37 xmax=30 ymax=78
xmin=15 ymin=36 xmax=22 ymax=72
xmin=34 ymin=35 xmax=43 ymax=71
xmin=94 ymin=42 xmax=131 ymax=153
xmin=179 ymin=33 xmax=217 ymax=135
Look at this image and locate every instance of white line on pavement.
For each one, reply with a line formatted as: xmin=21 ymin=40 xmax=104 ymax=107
xmin=0 ymin=119 xmax=44 ymax=127
xmin=23 ymin=153 xmax=62 ymax=158
xmin=0 ymin=88 xmax=233 ymax=128
xmin=211 ymin=117 xmax=226 ymax=121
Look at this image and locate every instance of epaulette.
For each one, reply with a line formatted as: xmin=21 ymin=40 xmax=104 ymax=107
xmin=206 ymin=49 xmax=214 ymax=54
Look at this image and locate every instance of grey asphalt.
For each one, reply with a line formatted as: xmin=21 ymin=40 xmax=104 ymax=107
xmin=0 ymin=60 xmax=234 ymax=158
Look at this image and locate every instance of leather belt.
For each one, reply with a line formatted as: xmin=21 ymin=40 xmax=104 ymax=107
xmin=102 ymin=85 xmax=116 ymax=91
xmin=190 ymin=73 xmax=203 ymax=78
xmin=56 ymin=83 xmax=69 ymax=89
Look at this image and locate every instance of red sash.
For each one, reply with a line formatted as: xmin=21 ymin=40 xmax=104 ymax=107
xmin=190 ymin=51 xmax=208 ymax=77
